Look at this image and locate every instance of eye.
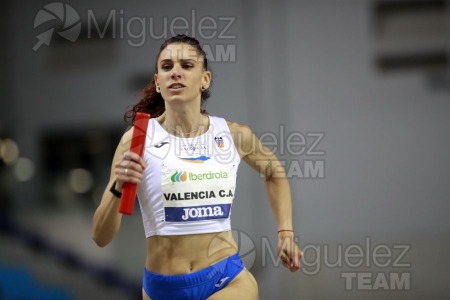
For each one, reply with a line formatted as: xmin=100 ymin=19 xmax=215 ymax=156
xmin=182 ymin=63 xmax=194 ymax=69
xmin=161 ymin=64 xmax=172 ymax=71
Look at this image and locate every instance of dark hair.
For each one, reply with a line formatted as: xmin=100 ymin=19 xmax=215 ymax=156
xmin=124 ymin=34 xmax=210 ymax=123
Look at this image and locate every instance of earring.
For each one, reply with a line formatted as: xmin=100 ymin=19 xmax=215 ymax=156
xmin=156 ymin=85 xmax=160 ymax=93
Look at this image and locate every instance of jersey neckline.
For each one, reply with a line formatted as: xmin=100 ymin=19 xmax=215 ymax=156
xmin=153 ymin=115 xmax=213 ymax=140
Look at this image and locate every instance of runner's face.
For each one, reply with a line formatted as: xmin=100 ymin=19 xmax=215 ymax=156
xmin=155 ymin=43 xmax=210 ymax=104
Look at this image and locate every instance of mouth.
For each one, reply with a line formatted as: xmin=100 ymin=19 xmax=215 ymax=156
xmin=168 ymin=83 xmax=186 ymax=90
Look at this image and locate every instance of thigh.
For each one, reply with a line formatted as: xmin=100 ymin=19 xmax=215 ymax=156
xmin=142 ymin=288 xmax=151 ymax=300
xmin=207 ymin=268 xmax=259 ymax=300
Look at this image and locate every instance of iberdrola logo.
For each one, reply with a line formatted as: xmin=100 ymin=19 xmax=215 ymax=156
xmin=171 ymin=170 xmax=187 ymax=183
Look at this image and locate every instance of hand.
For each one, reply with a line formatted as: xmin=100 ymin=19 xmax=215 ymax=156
xmin=114 ymin=151 xmax=147 ymax=189
xmin=277 ymin=231 xmax=303 ymax=272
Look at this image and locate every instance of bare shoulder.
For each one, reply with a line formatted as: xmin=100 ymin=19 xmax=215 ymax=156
xmin=226 ymin=120 xmax=257 ymax=158
xmin=226 ymin=120 xmax=253 ymax=140
xmin=115 ymin=126 xmax=134 ymax=153
xmin=122 ymin=126 xmax=134 ymax=142
xmin=105 ymin=126 xmax=135 ymax=180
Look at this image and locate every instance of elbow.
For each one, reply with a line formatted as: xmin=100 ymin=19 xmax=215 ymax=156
xmin=264 ymin=173 xmax=273 ymax=183
xmin=92 ymin=229 xmax=112 ymax=248
xmin=92 ymin=235 xmax=110 ymax=248
xmin=264 ymin=171 xmax=287 ymax=183
xmin=91 ymin=211 xmax=120 ymax=248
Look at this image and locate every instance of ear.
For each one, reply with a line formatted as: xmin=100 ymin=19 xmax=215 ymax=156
xmin=201 ymin=70 xmax=211 ymax=89
xmin=154 ymin=74 xmax=160 ymax=93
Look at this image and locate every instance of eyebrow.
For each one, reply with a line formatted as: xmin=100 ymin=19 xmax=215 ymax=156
xmin=159 ymin=58 xmax=198 ymax=65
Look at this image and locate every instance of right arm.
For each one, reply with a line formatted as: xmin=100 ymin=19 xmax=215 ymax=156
xmin=91 ymin=127 xmax=147 ymax=247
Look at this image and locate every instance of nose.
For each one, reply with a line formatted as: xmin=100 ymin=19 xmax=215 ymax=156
xmin=171 ymin=65 xmax=182 ymax=79
xmin=171 ymin=72 xmax=181 ymax=79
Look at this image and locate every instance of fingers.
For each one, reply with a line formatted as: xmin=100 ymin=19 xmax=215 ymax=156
xmin=115 ymin=151 xmax=147 ymax=184
xmin=278 ymin=238 xmax=303 ymax=272
xmin=292 ymin=248 xmax=303 ymax=269
xmin=283 ymin=248 xmax=301 ymax=272
xmin=280 ymin=251 xmax=293 ymax=270
xmin=280 ymin=250 xmax=298 ymax=272
xmin=122 ymin=152 xmax=147 ymax=167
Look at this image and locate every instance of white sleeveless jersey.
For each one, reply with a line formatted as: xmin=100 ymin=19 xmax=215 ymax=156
xmin=137 ymin=115 xmax=241 ymax=237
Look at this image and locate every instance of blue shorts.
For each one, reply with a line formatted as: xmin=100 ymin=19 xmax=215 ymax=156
xmin=143 ymin=252 xmax=244 ymax=300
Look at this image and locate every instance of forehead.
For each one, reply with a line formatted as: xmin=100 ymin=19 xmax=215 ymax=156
xmin=158 ymin=43 xmax=202 ymax=62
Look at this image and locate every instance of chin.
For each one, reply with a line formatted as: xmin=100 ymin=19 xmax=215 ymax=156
xmin=166 ymin=94 xmax=196 ymax=104
xmin=166 ymin=95 xmax=185 ymax=102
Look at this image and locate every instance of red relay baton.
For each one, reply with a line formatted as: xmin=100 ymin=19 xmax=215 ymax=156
xmin=119 ymin=112 xmax=150 ymax=215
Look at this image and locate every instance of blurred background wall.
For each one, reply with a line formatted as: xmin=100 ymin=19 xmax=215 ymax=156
xmin=1 ymin=0 xmax=449 ymax=299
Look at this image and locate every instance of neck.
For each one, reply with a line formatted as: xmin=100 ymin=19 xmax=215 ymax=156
xmin=160 ymin=105 xmax=207 ymax=137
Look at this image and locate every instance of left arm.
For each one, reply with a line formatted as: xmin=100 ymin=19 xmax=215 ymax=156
xmin=228 ymin=121 xmax=302 ymax=272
